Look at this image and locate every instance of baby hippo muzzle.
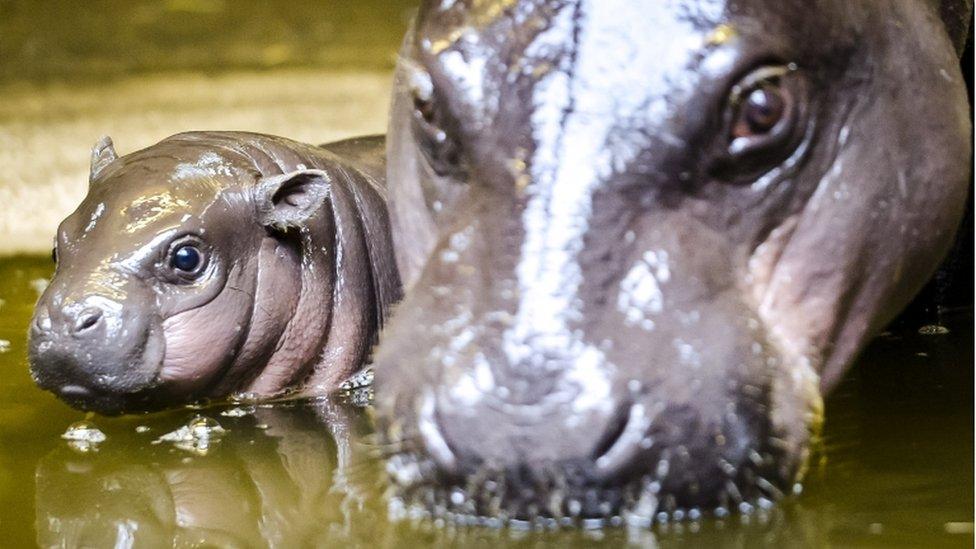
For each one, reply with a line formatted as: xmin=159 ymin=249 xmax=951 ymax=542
xmin=28 ymin=132 xmax=400 ymax=414
xmin=31 ymin=291 xmax=164 ymax=412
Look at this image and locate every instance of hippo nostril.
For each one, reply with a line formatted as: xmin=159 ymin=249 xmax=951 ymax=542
xmin=592 ymin=404 xmax=632 ymax=461
xmin=593 ymin=403 xmax=653 ymax=479
xmin=72 ymin=308 xmax=103 ymax=334
xmin=31 ymin=312 xmax=52 ymax=334
xmin=418 ymin=392 xmax=459 ymax=473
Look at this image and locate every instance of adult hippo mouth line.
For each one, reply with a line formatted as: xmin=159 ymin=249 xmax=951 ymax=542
xmin=372 ymin=0 xmax=972 ymax=525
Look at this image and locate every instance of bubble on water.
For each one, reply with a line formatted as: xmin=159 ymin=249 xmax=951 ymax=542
xmin=220 ymin=406 xmax=254 ymax=418
xmin=135 ymin=425 xmax=150 ymax=433
xmin=183 ymin=399 xmax=211 ymax=410
xmin=230 ymin=391 xmax=260 ymax=404
xmin=0 ymin=340 xmax=10 ymax=353
xmin=62 ymin=420 xmax=107 ymax=453
xmin=339 ymin=367 xmax=374 ymax=390
xmin=154 ymin=415 xmax=226 ymax=455
xmin=918 ymin=324 xmax=950 ymax=336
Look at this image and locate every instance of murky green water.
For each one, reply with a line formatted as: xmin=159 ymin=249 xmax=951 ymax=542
xmin=0 ymin=255 xmax=971 ymax=547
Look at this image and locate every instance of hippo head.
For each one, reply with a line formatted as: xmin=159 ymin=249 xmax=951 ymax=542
xmin=29 ymin=132 xmax=382 ymax=414
xmin=375 ymin=0 xmax=972 ymax=520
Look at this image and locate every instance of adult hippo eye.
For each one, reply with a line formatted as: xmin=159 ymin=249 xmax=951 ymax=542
xmin=733 ymin=85 xmax=786 ymax=138
xmin=728 ymin=66 xmax=797 ymax=151
xmin=710 ymin=64 xmax=808 ymax=181
xmin=407 ymin=67 xmax=467 ymax=179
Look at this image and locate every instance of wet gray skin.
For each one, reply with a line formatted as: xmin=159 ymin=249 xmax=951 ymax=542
xmin=29 ymin=132 xmax=401 ymax=414
xmin=374 ymin=0 xmax=973 ymax=521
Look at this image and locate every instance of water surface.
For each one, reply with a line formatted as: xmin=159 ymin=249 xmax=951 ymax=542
xmin=0 ymin=256 xmax=970 ymax=547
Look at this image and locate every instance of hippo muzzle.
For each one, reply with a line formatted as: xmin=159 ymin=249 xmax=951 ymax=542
xmin=31 ymin=282 xmax=164 ymax=412
xmin=374 ymin=0 xmax=972 ymax=522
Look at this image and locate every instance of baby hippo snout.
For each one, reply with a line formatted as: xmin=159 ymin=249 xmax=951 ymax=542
xmin=29 ymin=294 xmax=164 ymax=411
xmin=34 ymin=299 xmax=110 ymax=338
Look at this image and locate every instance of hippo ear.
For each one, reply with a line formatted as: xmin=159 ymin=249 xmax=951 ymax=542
xmin=256 ymin=169 xmax=331 ymax=230
xmin=90 ymin=136 xmax=118 ymax=182
xmin=939 ymin=0 xmax=973 ymax=56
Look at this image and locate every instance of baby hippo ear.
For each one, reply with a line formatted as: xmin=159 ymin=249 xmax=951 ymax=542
xmin=90 ymin=136 xmax=118 ymax=182
xmin=256 ymin=169 xmax=332 ymax=230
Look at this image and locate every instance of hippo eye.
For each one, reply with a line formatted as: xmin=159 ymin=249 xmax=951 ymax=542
xmin=726 ymin=65 xmax=800 ymax=154
xmin=733 ymin=86 xmax=786 ymax=138
xmin=169 ymin=244 xmax=204 ymax=275
xmin=408 ymin=68 xmax=467 ymax=179
xmin=710 ymin=64 xmax=808 ymax=181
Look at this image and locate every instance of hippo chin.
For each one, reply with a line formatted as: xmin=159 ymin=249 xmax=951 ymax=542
xmin=373 ymin=0 xmax=972 ymax=521
xmin=29 ymin=132 xmax=400 ymax=414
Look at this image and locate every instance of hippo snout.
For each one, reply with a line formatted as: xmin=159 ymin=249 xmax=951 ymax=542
xmin=29 ymin=293 xmax=164 ymax=411
xmin=33 ymin=300 xmax=108 ymax=338
xmin=379 ymin=294 xmax=810 ymax=520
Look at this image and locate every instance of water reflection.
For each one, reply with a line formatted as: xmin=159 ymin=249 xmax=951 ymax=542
xmin=35 ymin=396 xmax=383 ymax=547
xmin=2 ymin=255 xmax=969 ymax=547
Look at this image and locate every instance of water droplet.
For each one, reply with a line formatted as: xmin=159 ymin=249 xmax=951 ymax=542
xmin=918 ymin=324 xmax=950 ymax=336
xmin=220 ymin=406 xmax=254 ymax=418
xmin=62 ymin=420 xmax=106 ymax=453
xmin=155 ymin=415 xmax=226 ymax=455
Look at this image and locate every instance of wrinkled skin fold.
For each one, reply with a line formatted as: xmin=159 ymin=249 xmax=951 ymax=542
xmin=374 ymin=0 xmax=972 ymax=521
xmin=29 ymin=132 xmax=400 ymax=414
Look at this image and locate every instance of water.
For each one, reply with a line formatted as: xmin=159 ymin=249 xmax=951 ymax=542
xmin=0 ymin=255 xmax=971 ymax=547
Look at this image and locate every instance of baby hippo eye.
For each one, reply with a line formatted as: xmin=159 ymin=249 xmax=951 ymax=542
xmin=170 ymin=244 xmax=202 ymax=273
xmin=733 ymin=85 xmax=786 ymax=138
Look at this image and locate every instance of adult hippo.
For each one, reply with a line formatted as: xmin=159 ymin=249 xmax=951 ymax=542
xmin=29 ymin=132 xmax=400 ymax=414
xmin=373 ymin=0 xmax=972 ymax=522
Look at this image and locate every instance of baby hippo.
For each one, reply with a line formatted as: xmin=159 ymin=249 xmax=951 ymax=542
xmin=28 ymin=132 xmax=401 ymax=414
